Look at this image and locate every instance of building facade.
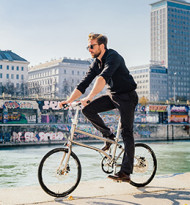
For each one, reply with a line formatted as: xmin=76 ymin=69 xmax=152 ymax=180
xmin=129 ymin=64 xmax=168 ymax=102
xmin=0 ymin=50 xmax=29 ymax=96
xmin=150 ymin=0 xmax=190 ymax=101
xmin=28 ymin=58 xmax=91 ymax=98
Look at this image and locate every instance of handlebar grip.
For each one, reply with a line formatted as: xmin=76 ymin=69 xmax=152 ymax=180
xmin=63 ymin=104 xmax=69 ymax=109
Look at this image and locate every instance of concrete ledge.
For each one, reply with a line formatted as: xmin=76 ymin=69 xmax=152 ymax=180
xmin=0 ymin=172 xmax=190 ymax=205
xmin=1 ymin=138 xmax=190 ymax=148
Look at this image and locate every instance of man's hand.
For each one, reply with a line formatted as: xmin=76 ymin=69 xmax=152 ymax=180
xmin=59 ymin=100 xmax=70 ymax=109
xmin=59 ymin=89 xmax=82 ymax=109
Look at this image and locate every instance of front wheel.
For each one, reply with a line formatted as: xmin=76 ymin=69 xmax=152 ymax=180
xmin=130 ymin=143 xmax=157 ymax=187
xmin=38 ymin=148 xmax=81 ymax=197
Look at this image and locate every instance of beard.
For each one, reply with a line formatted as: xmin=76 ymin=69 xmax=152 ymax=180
xmin=91 ymin=51 xmax=101 ymax=58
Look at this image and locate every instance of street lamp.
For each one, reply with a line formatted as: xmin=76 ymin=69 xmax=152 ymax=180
xmin=174 ymin=72 xmax=177 ymax=103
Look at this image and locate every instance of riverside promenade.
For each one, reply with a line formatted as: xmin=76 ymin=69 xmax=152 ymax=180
xmin=0 ymin=172 xmax=190 ymax=205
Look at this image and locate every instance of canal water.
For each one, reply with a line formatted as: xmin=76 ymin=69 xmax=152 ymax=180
xmin=0 ymin=140 xmax=190 ymax=188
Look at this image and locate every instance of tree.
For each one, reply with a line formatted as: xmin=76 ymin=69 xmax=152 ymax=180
xmin=19 ymin=82 xmax=29 ymax=97
xmin=139 ymin=96 xmax=148 ymax=106
xmin=62 ymin=80 xmax=71 ymax=98
xmin=0 ymin=84 xmax=5 ymax=95
xmin=3 ymin=81 xmax=14 ymax=96
xmin=28 ymin=81 xmax=40 ymax=96
xmin=52 ymin=81 xmax=58 ymax=98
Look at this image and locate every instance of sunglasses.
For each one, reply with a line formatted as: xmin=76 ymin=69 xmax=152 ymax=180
xmin=86 ymin=44 xmax=98 ymax=50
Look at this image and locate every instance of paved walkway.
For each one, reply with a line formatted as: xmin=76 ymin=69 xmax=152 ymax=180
xmin=0 ymin=172 xmax=190 ymax=205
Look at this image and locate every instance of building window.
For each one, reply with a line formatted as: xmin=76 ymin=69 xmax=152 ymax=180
xmin=7 ymin=65 xmax=9 ymax=70
xmin=0 ymin=65 xmax=2 ymax=69
xmin=17 ymin=66 xmax=19 ymax=71
xmin=12 ymin=66 xmax=14 ymax=70
xmin=21 ymin=67 xmax=24 ymax=71
xmin=0 ymin=73 xmax=2 ymax=78
xmin=6 ymin=74 xmax=9 ymax=79
xmin=16 ymin=74 xmax=19 ymax=79
xmin=11 ymin=74 xmax=14 ymax=79
xmin=72 ymin=70 xmax=74 ymax=75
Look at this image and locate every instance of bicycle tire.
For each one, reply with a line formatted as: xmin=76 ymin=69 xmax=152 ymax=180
xmin=130 ymin=143 xmax=157 ymax=187
xmin=38 ymin=148 xmax=81 ymax=197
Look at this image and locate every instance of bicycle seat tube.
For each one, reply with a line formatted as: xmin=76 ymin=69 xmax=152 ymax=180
xmin=112 ymin=118 xmax=122 ymax=161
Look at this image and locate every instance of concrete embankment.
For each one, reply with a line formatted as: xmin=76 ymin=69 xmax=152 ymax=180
xmin=0 ymin=172 xmax=190 ymax=205
xmin=1 ymin=137 xmax=190 ymax=148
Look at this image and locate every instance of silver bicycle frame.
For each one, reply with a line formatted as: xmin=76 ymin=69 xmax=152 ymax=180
xmin=62 ymin=104 xmax=124 ymax=172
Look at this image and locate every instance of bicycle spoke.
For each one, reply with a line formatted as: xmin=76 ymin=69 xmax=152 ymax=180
xmin=130 ymin=143 xmax=157 ymax=187
xmin=38 ymin=148 xmax=81 ymax=197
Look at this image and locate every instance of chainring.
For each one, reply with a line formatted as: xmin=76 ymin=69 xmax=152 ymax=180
xmin=101 ymin=156 xmax=113 ymax=174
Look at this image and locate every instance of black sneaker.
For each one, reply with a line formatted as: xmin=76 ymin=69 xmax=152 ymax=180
xmin=102 ymin=133 xmax=115 ymax=151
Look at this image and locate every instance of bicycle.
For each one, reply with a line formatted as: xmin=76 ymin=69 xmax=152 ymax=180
xmin=38 ymin=102 xmax=157 ymax=197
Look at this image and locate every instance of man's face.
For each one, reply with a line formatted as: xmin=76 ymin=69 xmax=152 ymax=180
xmin=87 ymin=39 xmax=101 ymax=58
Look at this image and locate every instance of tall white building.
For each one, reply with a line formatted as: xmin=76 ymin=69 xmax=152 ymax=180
xmin=129 ymin=64 xmax=168 ymax=102
xmin=150 ymin=0 xmax=190 ymax=101
xmin=0 ymin=50 xmax=29 ymax=95
xmin=28 ymin=58 xmax=91 ymax=98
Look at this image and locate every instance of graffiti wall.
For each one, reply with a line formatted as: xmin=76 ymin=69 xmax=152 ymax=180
xmin=11 ymin=131 xmax=68 ymax=142
xmin=0 ymin=99 xmax=189 ymax=143
xmin=0 ymin=99 xmax=189 ymax=125
xmin=168 ymin=105 xmax=189 ymax=123
xmin=0 ymin=100 xmax=38 ymax=124
xmin=0 ymin=100 xmax=38 ymax=109
xmin=148 ymin=105 xmax=167 ymax=112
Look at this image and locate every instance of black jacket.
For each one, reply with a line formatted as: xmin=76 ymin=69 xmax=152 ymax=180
xmin=77 ymin=49 xmax=137 ymax=95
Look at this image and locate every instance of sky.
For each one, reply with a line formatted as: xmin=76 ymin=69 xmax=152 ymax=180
xmin=1 ymin=0 xmax=159 ymax=67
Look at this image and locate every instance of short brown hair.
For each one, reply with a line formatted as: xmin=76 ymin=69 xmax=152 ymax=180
xmin=88 ymin=33 xmax=108 ymax=49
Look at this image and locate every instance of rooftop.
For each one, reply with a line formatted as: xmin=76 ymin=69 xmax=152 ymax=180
xmin=129 ymin=63 xmax=166 ymax=70
xmin=0 ymin=50 xmax=28 ymax=62
xmin=29 ymin=57 xmax=91 ymax=71
xmin=150 ymin=0 xmax=190 ymax=6
xmin=62 ymin=58 xmax=91 ymax=65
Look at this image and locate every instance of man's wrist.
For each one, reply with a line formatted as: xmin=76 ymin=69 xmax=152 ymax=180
xmin=87 ymin=94 xmax=94 ymax=100
xmin=66 ymin=99 xmax=73 ymax=104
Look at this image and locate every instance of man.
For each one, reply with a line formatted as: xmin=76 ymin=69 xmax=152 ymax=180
xmin=60 ymin=33 xmax=138 ymax=182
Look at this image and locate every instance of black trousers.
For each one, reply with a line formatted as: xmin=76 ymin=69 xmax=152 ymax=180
xmin=82 ymin=90 xmax=138 ymax=174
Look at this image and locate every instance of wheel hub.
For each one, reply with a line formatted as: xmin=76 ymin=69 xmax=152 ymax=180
xmin=133 ymin=157 xmax=148 ymax=173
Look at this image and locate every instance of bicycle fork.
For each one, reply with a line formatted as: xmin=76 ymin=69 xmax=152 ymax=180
xmin=59 ymin=106 xmax=80 ymax=174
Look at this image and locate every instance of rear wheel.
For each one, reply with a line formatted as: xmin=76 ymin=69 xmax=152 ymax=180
xmin=130 ymin=143 xmax=157 ymax=187
xmin=38 ymin=148 xmax=81 ymax=197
